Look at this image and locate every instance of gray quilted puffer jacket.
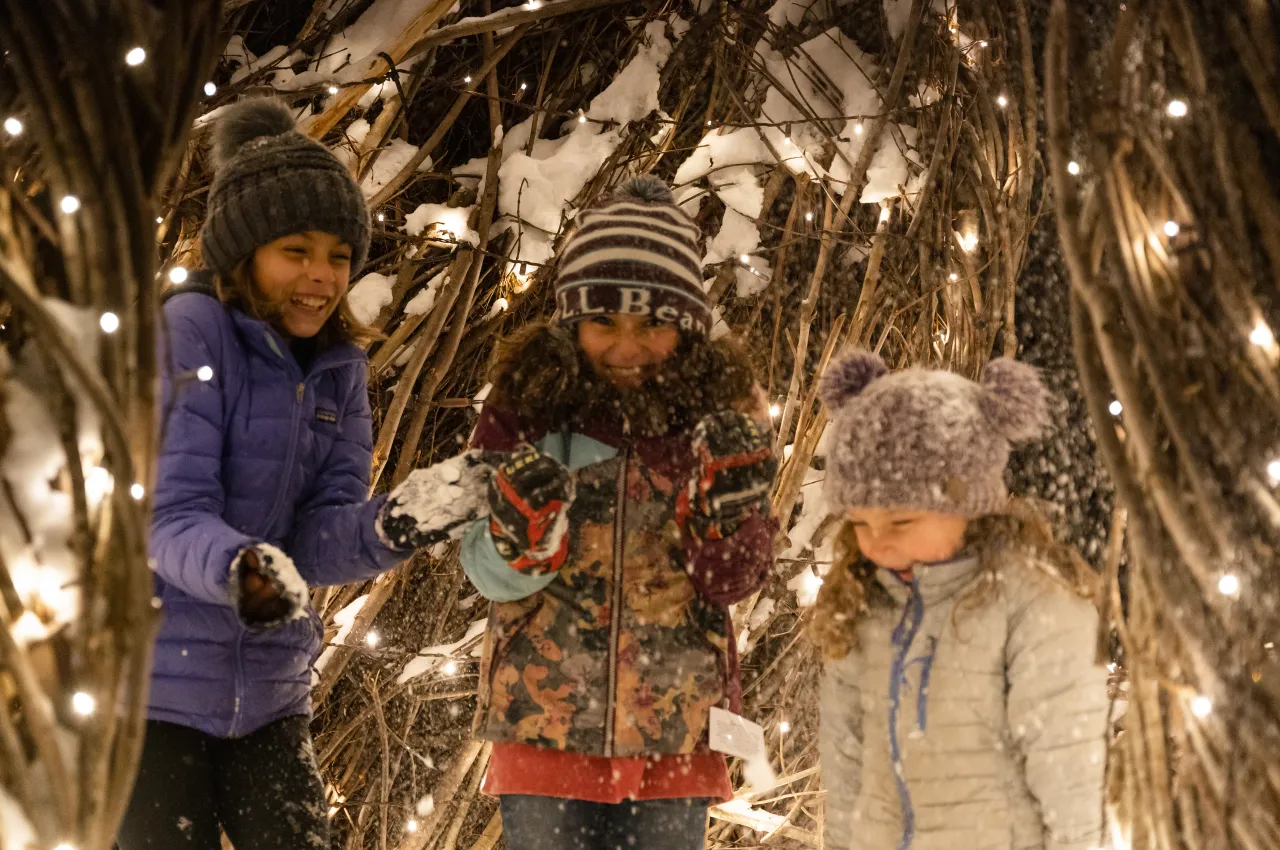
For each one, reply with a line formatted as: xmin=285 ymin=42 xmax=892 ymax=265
xmin=820 ymin=549 xmax=1109 ymax=850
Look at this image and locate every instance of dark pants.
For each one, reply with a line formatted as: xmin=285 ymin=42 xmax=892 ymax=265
xmin=117 ymin=716 xmax=328 ymax=850
xmin=499 ymin=795 xmax=711 ymax=850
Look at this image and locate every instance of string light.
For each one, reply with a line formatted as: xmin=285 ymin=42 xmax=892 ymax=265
xmin=169 ymin=266 xmax=189 ymax=284
xmin=366 ymin=631 xmax=379 ymax=647
xmin=156 ymin=216 xmax=164 ymax=224
xmin=1249 ymin=320 xmax=1274 ymax=348
xmin=99 ymin=312 xmax=120 ymax=333
xmin=958 ymin=231 xmax=979 ymax=252
xmin=526 ymin=0 xmax=542 ymax=7
xmin=804 ymin=211 xmax=813 ymax=222
xmin=53 ymin=844 xmax=76 ymax=850
xmin=769 ymin=404 xmax=781 ymax=418
xmin=879 ymin=206 xmax=891 ymax=223
xmin=996 ymin=94 xmax=1008 ymax=108
xmin=1218 ymin=574 xmax=1240 ymax=596
xmin=978 ymin=40 xmax=989 ymax=48
xmin=778 ymin=720 xmax=791 ymax=735
xmin=463 ymin=75 xmax=472 ymax=83
xmin=1190 ymin=695 xmax=1213 ymax=718
xmin=1166 ymin=99 xmax=1189 ymax=118
xmin=86 ymin=466 xmax=114 ymax=502
xmin=125 ymin=47 xmax=146 ymax=66
xmin=739 ymin=254 xmax=751 ymax=264
xmin=1163 ymin=220 xmax=1180 ymax=238
xmin=706 ymin=120 xmax=712 ymax=126
xmin=130 ymin=483 xmax=146 ymax=501
xmin=578 ymin=113 xmax=587 ymax=124
xmin=204 ymin=82 xmax=217 ymax=96
xmin=406 ymin=820 xmax=419 ymax=833
xmin=377 ymin=212 xmax=386 ymax=222
xmin=1067 ymin=161 xmax=1081 ymax=176
xmin=60 ymin=195 xmax=81 ymax=214
xmin=1267 ymin=459 xmax=1280 ymax=484
xmin=3 ymin=116 xmax=21 ymax=136
xmin=72 ymin=691 xmax=96 ymax=716
xmin=519 ymin=82 xmax=528 ymax=91
xmin=854 ymin=122 xmax=864 ymax=135
xmin=949 ymin=272 xmax=958 ymax=281
xmin=197 ymin=365 xmax=214 ymax=382
xmin=442 ymin=661 xmax=458 ymax=676
xmin=327 ymin=85 xmax=339 ymax=95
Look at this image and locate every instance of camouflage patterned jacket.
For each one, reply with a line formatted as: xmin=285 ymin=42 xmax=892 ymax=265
xmin=460 ymin=403 xmax=777 ymax=757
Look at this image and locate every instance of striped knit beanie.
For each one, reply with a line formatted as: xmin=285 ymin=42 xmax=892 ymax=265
xmin=555 ymin=175 xmax=711 ymax=335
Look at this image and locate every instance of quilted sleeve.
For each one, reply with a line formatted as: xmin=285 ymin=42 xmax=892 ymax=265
xmin=1006 ymin=575 xmax=1110 ymax=850
xmin=287 ymin=366 xmax=409 ymax=586
xmin=820 ymin=653 xmax=864 ymax=850
xmin=149 ymin=298 xmax=257 ymax=606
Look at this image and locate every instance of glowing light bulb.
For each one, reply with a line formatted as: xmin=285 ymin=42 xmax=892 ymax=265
xmin=365 ymin=631 xmax=379 ymax=647
xmin=739 ymin=254 xmax=751 ymax=264
xmin=442 ymin=661 xmax=458 ymax=676
xmin=879 ymin=206 xmax=891 ymax=223
xmin=526 ymin=0 xmax=542 ymax=7
xmin=61 ymin=195 xmax=81 ymax=214
xmin=1067 ymin=161 xmax=1081 ymax=176
xmin=959 ymin=231 xmax=979 ymax=252
xmin=169 ymin=266 xmax=188 ymax=284
xmin=1190 ymin=695 xmax=1212 ymax=718
xmin=1161 ymin=220 xmax=1180 ymax=238
xmin=125 ymin=47 xmax=146 ymax=66
xmin=1268 ymin=459 xmax=1280 ymax=484
xmin=978 ymin=40 xmax=989 ymax=47
xmin=197 ymin=365 xmax=214 ymax=382
xmin=1218 ymin=574 xmax=1240 ymax=596
xmin=578 ymin=114 xmax=587 ymax=124
xmin=130 ymin=483 xmax=146 ymax=501
xmin=53 ymin=844 xmax=76 ymax=850
xmin=99 ymin=312 xmax=120 ymax=333
xmin=72 ymin=691 xmax=96 ymax=716
xmin=3 ymin=116 xmax=21 ymax=136
xmin=778 ymin=720 xmax=791 ymax=734
xmin=769 ymin=404 xmax=781 ymax=418
xmin=1250 ymin=321 xmax=1274 ymax=348
xmin=784 ymin=136 xmax=793 ymax=146
xmin=377 ymin=212 xmax=386 ymax=222
xmin=804 ymin=211 xmax=813 ymax=222
xmin=463 ymin=75 xmax=472 ymax=83
xmin=204 ymin=81 xmax=217 ymax=96
xmin=519 ymin=82 xmax=528 ymax=91
xmin=156 ymin=216 xmax=164 ymax=224
xmin=1109 ymin=400 xmax=1123 ymax=416
xmin=854 ymin=123 xmax=864 ymax=135
xmin=1167 ymin=99 xmax=1188 ymax=118
xmin=948 ymin=272 xmax=959 ymax=282
xmin=996 ymin=94 xmax=1008 ymax=108
xmin=406 ymin=819 xmax=419 ymax=833
xmin=327 ymin=85 xmax=339 ymax=95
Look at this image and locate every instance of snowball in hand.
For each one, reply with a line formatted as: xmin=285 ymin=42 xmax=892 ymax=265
xmin=381 ymin=451 xmax=491 ymax=550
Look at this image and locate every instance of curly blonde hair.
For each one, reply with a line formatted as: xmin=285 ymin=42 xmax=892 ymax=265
xmin=806 ymin=498 xmax=1098 ymax=662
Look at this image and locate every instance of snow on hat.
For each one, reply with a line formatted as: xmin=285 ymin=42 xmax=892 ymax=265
xmin=200 ymin=98 xmax=370 ymax=277
xmin=554 ymin=175 xmax=711 ymax=335
xmin=820 ymin=350 xmax=1051 ymax=517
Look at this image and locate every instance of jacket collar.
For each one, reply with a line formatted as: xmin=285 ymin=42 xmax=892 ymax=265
xmin=876 ymin=553 xmax=983 ymax=606
xmin=176 ymin=270 xmax=364 ymax=378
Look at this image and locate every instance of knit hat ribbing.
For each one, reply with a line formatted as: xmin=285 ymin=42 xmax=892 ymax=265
xmin=555 ymin=175 xmax=711 ymax=335
xmin=200 ymin=98 xmax=370 ymax=277
xmin=821 ymin=351 xmax=1051 ymax=517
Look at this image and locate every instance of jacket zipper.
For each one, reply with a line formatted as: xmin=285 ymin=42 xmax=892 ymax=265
xmin=229 ymin=629 xmax=246 ymax=736
xmin=257 ymin=381 xmax=306 ymax=535
xmin=603 ymin=439 xmax=630 ymax=757
xmin=888 ymin=581 xmax=925 ymax=850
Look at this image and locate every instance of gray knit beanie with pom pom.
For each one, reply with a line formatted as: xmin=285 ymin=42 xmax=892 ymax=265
xmin=555 ymin=174 xmax=710 ymax=335
xmin=200 ymin=98 xmax=370 ymax=277
xmin=820 ymin=351 xmax=1051 ymax=517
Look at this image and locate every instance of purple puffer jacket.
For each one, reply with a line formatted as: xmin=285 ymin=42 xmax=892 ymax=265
xmin=149 ymin=278 xmax=407 ymax=738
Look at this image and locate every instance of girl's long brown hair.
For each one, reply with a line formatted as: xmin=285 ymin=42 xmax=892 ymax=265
xmin=216 ymin=259 xmax=382 ymax=349
xmin=807 ymin=497 xmax=1099 ymax=661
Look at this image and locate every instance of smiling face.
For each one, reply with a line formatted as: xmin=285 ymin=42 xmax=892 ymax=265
xmin=576 ymin=313 xmax=681 ymax=389
xmin=250 ymin=231 xmax=353 ymax=339
xmin=846 ymin=507 xmax=968 ymax=573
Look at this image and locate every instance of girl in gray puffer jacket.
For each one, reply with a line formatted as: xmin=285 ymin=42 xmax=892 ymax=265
xmin=810 ymin=351 xmax=1110 ymax=850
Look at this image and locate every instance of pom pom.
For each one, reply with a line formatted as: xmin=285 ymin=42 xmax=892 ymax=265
xmin=819 ymin=350 xmax=889 ymax=408
xmin=211 ymin=98 xmax=296 ymax=170
xmin=614 ymin=174 xmax=675 ymax=204
xmin=979 ymin=358 xmax=1050 ymax=442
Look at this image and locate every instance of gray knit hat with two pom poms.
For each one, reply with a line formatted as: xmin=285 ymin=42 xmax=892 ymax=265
xmin=200 ymin=98 xmax=370 ymax=278
xmin=555 ymin=175 xmax=711 ymax=335
xmin=819 ymin=351 xmax=1051 ymax=517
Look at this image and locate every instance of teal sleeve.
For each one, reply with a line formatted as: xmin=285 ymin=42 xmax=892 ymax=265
xmin=460 ymin=520 xmax=558 ymax=602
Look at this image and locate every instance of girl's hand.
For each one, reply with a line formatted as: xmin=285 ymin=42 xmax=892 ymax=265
xmin=234 ymin=546 xmax=298 ymax=626
xmin=487 ymin=444 xmax=575 ymax=572
xmin=682 ymin=411 xmax=777 ymax=539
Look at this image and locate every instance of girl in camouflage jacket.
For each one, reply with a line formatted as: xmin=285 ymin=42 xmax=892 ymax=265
xmin=459 ymin=177 xmax=779 ymax=850
xmin=809 ymin=351 xmax=1110 ymax=850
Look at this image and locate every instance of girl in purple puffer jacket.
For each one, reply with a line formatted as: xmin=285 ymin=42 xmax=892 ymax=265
xmin=117 ymin=99 xmax=482 ymax=850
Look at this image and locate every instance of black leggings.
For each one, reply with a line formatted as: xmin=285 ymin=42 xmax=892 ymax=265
xmin=499 ymin=795 xmax=711 ymax=850
xmin=117 ymin=716 xmax=328 ymax=849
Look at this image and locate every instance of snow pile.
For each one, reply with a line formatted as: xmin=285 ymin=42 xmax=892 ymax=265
xmin=405 ymin=204 xmax=479 ymax=246
xmin=1 ymin=300 xmax=105 ymax=645
xmin=315 ymin=594 xmax=369 ymax=676
xmin=360 ymin=139 xmax=422 ymax=199
xmin=348 ymin=272 xmax=396 ymax=325
xmin=586 ymin=21 xmax=673 ymax=125
xmin=398 ymin=617 xmax=488 ymax=685
xmin=781 ymin=466 xmax=828 ymax=559
xmin=0 ymin=787 xmax=35 ymax=850
xmin=748 ymin=598 xmax=776 ymax=633
xmin=404 ymin=272 xmax=448 ymax=316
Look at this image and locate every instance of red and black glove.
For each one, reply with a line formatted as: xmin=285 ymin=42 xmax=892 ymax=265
xmin=678 ymin=410 xmax=777 ymax=540
xmin=487 ymin=444 xmax=575 ymax=572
